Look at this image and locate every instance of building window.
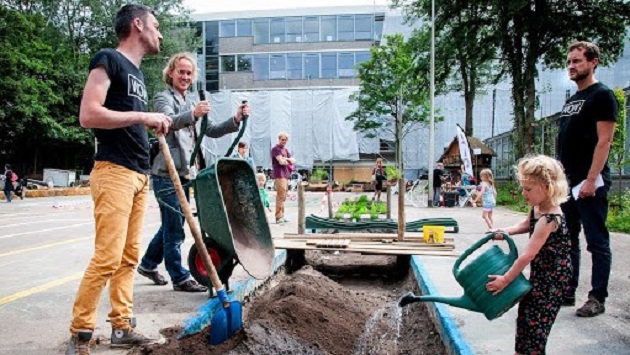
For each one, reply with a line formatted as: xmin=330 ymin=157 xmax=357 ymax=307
xmin=286 ymin=17 xmax=302 ymax=43
xmin=380 ymin=139 xmax=395 ymax=153
xmin=338 ymin=15 xmax=354 ymax=41
xmin=321 ymin=53 xmax=337 ymax=79
xmin=220 ymin=55 xmax=235 ymax=72
xmin=270 ymin=54 xmax=286 ymax=79
xmin=321 ymin=16 xmax=336 ymax=42
xmin=206 ymin=56 xmax=219 ymax=72
xmin=236 ymin=19 xmax=252 ymax=36
xmin=287 ymin=54 xmax=302 ymax=79
xmin=237 ymin=54 xmax=252 ymax=71
xmin=303 ymin=16 xmax=319 ymax=42
xmin=220 ymin=20 xmax=235 ymax=37
xmin=338 ymin=52 xmax=355 ymax=77
xmin=374 ymin=14 xmax=384 ymax=42
xmin=354 ymin=14 xmax=372 ymax=41
xmin=304 ymin=53 xmax=320 ymax=79
xmin=253 ymin=18 xmax=270 ymax=44
xmin=206 ymin=81 xmax=218 ymax=92
xmin=204 ymin=21 xmax=219 ymax=54
xmin=253 ymin=55 xmax=269 ymax=80
xmin=355 ymin=51 xmax=371 ymax=66
xmin=270 ymin=18 xmax=285 ymax=43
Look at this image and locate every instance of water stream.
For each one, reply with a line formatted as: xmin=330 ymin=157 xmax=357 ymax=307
xmin=354 ymin=301 xmax=404 ymax=355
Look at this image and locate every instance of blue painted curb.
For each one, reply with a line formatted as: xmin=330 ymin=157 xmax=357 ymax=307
xmin=410 ymin=255 xmax=474 ymax=355
xmin=179 ymin=250 xmax=287 ymax=338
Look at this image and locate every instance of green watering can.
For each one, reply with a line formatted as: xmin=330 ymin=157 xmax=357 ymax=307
xmin=399 ymin=233 xmax=532 ymax=320
xmin=194 ymin=158 xmax=275 ymax=280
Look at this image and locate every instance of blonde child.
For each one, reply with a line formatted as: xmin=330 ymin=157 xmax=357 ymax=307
xmin=474 ymin=168 xmax=497 ymax=228
xmin=486 ymin=155 xmax=572 ymax=355
xmin=256 ymin=173 xmax=272 ymax=213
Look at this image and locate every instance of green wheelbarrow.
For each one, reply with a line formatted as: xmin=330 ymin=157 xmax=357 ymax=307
xmin=187 ymin=157 xmax=275 ymax=294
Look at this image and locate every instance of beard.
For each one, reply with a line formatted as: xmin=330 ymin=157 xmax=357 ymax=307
xmin=570 ymin=70 xmax=590 ymax=83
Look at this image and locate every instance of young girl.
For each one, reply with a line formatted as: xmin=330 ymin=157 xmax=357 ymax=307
xmin=486 ymin=155 xmax=572 ymax=355
xmin=256 ymin=173 xmax=272 ymax=214
xmin=372 ymin=158 xmax=387 ymax=202
xmin=474 ymin=168 xmax=497 ymax=228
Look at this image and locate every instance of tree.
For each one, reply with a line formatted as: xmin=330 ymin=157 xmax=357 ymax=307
xmin=490 ymin=0 xmax=630 ymax=158
xmin=393 ymin=0 xmax=503 ymax=136
xmin=610 ymin=88 xmax=627 ymax=206
xmin=347 ymin=34 xmax=433 ymax=141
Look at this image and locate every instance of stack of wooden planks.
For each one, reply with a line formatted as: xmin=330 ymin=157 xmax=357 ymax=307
xmin=275 ymin=232 xmax=458 ymax=257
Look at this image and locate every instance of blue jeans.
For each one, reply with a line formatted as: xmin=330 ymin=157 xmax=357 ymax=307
xmin=4 ymin=190 xmax=11 ymax=202
xmin=561 ymin=186 xmax=611 ymax=302
xmin=432 ymin=186 xmax=442 ymax=207
xmin=140 ymin=175 xmax=190 ymax=284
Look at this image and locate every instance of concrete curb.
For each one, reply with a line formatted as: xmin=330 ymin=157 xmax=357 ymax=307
xmin=410 ymin=256 xmax=474 ymax=355
xmin=179 ymin=250 xmax=287 ymax=338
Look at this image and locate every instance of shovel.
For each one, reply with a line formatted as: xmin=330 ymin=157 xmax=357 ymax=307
xmin=157 ymin=134 xmax=242 ymax=345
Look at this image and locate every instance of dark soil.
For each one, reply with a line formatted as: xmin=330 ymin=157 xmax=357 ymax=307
xmin=132 ymin=252 xmax=445 ymax=355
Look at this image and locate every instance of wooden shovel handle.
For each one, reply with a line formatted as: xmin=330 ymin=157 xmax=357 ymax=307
xmin=157 ymin=134 xmax=225 ymax=296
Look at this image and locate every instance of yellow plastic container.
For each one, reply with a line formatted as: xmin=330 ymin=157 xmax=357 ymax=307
xmin=423 ymin=225 xmax=445 ymax=244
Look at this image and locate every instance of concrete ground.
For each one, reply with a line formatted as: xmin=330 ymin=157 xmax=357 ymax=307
xmin=0 ymin=190 xmax=628 ymax=354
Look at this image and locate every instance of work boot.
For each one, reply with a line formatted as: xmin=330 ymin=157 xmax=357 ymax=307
xmin=560 ymin=295 xmax=576 ymax=307
xmin=66 ymin=331 xmax=92 ymax=355
xmin=110 ymin=327 xmax=164 ymax=348
xmin=576 ymin=297 xmax=605 ymax=317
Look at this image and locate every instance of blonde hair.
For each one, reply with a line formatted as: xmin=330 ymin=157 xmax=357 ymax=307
xmin=256 ymin=173 xmax=266 ymax=183
xmin=376 ymin=157 xmax=383 ymax=164
xmin=516 ymin=155 xmax=569 ymax=206
xmin=480 ymin=168 xmax=494 ymax=186
xmin=162 ymin=52 xmax=198 ymax=86
xmin=278 ymin=132 xmax=289 ymax=140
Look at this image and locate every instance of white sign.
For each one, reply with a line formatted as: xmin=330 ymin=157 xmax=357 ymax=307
xmin=456 ymin=125 xmax=474 ymax=177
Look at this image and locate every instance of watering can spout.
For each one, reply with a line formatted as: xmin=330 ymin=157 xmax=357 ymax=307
xmin=399 ymin=292 xmax=479 ymax=312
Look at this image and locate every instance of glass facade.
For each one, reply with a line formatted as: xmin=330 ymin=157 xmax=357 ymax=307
xmin=218 ymin=13 xmax=383 ymax=44
xmin=219 ymin=51 xmax=371 ymax=80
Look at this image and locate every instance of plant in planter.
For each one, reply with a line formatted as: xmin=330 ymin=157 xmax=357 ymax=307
xmin=309 ymin=168 xmax=329 ymax=183
xmin=385 ymin=165 xmax=400 ymax=183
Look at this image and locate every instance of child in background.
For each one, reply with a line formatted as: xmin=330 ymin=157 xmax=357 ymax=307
xmin=474 ymin=168 xmax=497 ymax=228
xmin=257 ymin=173 xmax=272 ymax=214
xmin=486 ymin=155 xmax=572 ymax=355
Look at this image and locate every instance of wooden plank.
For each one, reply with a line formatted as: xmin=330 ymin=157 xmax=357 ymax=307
xmin=274 ymin=240 xmax=455 ymax=253
xmin=273 ymin=241 xmax=459 ymax=256
xmin=284 ymin=239 xmax=454 ymax=249
xmin=284 ymin=232 xmax=455 ymax=243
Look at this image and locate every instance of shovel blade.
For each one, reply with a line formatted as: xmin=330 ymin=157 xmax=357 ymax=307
xmin=227 ymin=300 xmax=243 ymax=336
xmin=209 ymin=308 xmax=228 ymax=345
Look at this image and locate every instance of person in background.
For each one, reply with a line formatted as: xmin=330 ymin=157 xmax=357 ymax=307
xmin=138 ymin=52 xmax=248 ymax=293
xmin=474 ymin=168 xmax=497 ymax=229
xmin=3 ymin=164 xmax=14 ymax=203
xmin=487 ymin=155 xmax=572 ymax=355
xmin=232 ymin=141 xmax=255 ymax=170
xmin=432 ymin=162 xmax=445 ymax=207
xmin=371 ymin=158 xmax=387 ymax=202
xmin=557 ymin=41 xmax=617 ymax=317
xmin=66 ymin=4 xmax=172 ymax=354
xmin=271 ymin=132 xmax=295 ymax=224
xmin=257 ymin=173 xmax=272 ymax=214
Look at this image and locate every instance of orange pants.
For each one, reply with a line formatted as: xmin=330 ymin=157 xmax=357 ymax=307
xmin=274 ymin=178 xmax=288 ymax=221
xmin=70 ymin=161 xmax=149 ymax=333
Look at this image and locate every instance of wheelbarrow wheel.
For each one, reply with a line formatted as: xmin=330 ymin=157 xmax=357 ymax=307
xmin=187 ymin=244 xmax=236 ymax=296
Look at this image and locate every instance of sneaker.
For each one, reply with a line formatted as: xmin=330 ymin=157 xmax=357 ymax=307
xmin=576 ymin=297 xmax=605 ymax=317
xmin=110 ymin=328 xmax=164 ymax=348
xmin=276 ymin=218 xmax=289 ymax=224
xmin=173 ymin=279 xmax=208 ymax=292
xmin=561 ymin=295 xmax=576 ymax=307
xmin=138 ymin=268 xmax=168 ymax=286
xmin=66 ymin=331 xmax=92 ymax=355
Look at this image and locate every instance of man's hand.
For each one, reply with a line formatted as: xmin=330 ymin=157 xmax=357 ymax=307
xmin=144 ymin=113 xmax=172 ymax=135
xmin=287 ymin=157 xmax=296 ymax=164
xmin=578 ymin=179 xmax=597 ymax=198
xmin=193 ymin=100 xmax=211 ymax=118
xmin=234 ymin=103 xmax=250 ymax=123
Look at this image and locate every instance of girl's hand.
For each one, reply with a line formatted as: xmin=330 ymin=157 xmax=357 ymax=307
xmin=487 ymin=228 xmax=505 ymax=240
xmin=486 ymin=275 xmax=509 ymax=296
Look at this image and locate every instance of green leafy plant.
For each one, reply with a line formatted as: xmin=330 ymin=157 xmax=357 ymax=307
xmin=607 ymin=189 xmax=630 ymax=233
xmin=385 ymin=165 xmax=400 ymax=180
xmin=309 ymin=168 xmax=329 ymax=183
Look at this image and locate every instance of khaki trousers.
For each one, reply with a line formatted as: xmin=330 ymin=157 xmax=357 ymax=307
xmin=70 ymin=161 xmax=149 ymax=333
xmin=274 ymin=178 xmax=288 ymax=221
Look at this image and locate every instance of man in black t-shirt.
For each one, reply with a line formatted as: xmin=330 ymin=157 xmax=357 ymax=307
xmin=557 ymin=41 xmax=617 ymax=318
xmin=67 ymin=5 xmax=172 ymax=354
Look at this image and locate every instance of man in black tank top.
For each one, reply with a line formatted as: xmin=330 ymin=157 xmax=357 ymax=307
xmin=557 ymin=41 xmax=617 ymax=318
xmin=66 ymin=5 xmax=172 ymax=354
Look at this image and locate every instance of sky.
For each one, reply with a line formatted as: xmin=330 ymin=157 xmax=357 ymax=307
xmin=183 ymin=0 xmax=389 ymax=14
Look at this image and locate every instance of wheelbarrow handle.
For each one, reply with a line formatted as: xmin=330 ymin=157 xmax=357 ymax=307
xmin=157 ymin=134 xmax=226 ymax=302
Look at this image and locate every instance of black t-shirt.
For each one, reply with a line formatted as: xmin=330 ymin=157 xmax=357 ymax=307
xmin=433 ymin=168 xmax=443 ymax=188
xmin=90 ymin=49 xmax=150 ymax=174
xmin=557 ymin=82 xmax=618 ymax=187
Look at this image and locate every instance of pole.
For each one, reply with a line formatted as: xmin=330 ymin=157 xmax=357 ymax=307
xmin=428 ymin=0 xmax=436 ymax=207
xmin=298 ymin=183 xmax=305 ymax=235
xmin=397 ymin=87 xmax=405 ymax=241
xmin=491 ymin=88 xmax=496 ymax=137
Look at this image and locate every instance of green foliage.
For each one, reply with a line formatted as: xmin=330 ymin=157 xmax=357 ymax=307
xmin=496 ymin=181 xmax=528 ymax=213
xmin=385 ymin=165 xmax=399 ymax=180
xmin=347 ymin=34 xmax=437 ymax=139
xmin=309 ymin=168 xmax=329 ymax=183
xmin=333 ymin=196 xmax=387 ymax=221
xmin=610 ymin=88 xmax=627 ymax=205
xmin=607 ymin=189 xmax=630 ymax=233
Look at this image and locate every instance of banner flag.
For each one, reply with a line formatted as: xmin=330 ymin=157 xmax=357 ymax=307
xmin=456 ymin=124 xmax=474 ymax=177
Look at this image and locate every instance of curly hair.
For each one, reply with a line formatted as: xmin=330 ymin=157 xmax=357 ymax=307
xmin=162 ymin=52 xmax=198 ymax=86
xmin=516 ymin=155 xmax=569 ymax=206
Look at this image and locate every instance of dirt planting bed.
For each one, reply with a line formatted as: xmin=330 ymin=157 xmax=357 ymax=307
xmin=133 ymin=252 xmax=445 ymax=355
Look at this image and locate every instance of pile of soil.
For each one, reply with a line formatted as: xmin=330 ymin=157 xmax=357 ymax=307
xmin=134 ymin=254 xmax=445 ymax=355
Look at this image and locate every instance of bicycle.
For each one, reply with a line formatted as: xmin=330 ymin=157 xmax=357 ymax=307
xmin=405 ymin=179 xmax=429 ymax=207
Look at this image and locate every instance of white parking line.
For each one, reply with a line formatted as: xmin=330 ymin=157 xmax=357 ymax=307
xmin=0 ymin=223 xmax=93 ymax=240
